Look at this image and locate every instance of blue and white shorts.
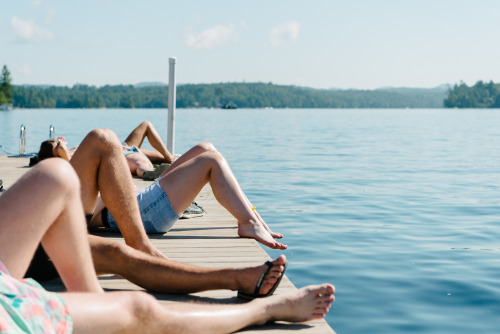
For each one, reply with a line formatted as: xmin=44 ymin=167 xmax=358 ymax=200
xmin=104 ymin=179 xmax=180 ymax=234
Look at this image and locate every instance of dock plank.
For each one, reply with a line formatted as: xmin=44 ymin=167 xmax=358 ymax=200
xmin=0 ymin=155 xmax=335 ymax=333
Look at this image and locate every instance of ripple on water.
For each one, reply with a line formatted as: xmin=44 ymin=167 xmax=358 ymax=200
xmin=2 ymin=108 xmax=500 ymax=333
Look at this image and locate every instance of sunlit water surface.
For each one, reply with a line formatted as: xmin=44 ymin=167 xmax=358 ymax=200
xmin=1 ymin=108 xmax=499 ymax=333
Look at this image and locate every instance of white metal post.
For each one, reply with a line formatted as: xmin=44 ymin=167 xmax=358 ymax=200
xmin=167 ymin=57 xmax=177 ymax=155
xmin=49 ymin=124 xmax=55 ymax=139
xmin=19 ymin=124 xmax=26 ymax=154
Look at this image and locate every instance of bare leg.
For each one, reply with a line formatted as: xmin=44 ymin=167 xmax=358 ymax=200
xmin=0 ymin=159 xmax=102 ymax=292
xmin=136 ymin=148 xmax=170 ymax=164
xmin=161 ymin=142 xmax=282 ymax=239
xmin=62 ymin=283 xmax=334 ymax=334
xmin=158 ymin=149 xmax=287 ymax=250
xmin=89 ymin=234 xmax=286 ymax=294
xmin=252 ymin=283 xmax=335 ymax=323
xmin=124 ymin=121 xmax=174 ymax=163
xmin=70 ymin=128 xmax=165 ymax=259
xmin=162 ymin=142 xmax=218 ymax=174
xmin=241 ymin=193 xmax=283 ymax=239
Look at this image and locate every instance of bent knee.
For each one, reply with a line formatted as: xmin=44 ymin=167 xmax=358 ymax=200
xmin=86 ymin=128 xmax=121 ymax=146
xmin=140 ymin=120 xmax=153 ymax=128
xmin=93 ymin=237 xmax=129 ymax=259
xmin=196 ymin=142 xmax=218 ymax=153
xmin=36 ymin=159 xmax=80 ymax=192
xmin=201 ymin=150 xmax=227 ymax=168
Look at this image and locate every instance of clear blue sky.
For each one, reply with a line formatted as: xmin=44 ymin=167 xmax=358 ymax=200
xmin=1 ymin=0 xmax=500 ymax=89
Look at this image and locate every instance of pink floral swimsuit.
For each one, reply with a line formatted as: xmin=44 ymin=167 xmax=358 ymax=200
xmin=0 ymin=260 xmax=72 ymax=333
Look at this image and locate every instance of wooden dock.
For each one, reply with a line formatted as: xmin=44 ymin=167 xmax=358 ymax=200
xmin=0 ymin=155 xmax=335 ymax=333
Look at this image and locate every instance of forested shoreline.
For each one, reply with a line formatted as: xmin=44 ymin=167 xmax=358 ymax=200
xmin=4 ymin=58 xmax=500 ymax=110
xmin=11 ymin=82 xmax=448 ymax=109
xmin=444 ymin=81 xmax=500 ymax=108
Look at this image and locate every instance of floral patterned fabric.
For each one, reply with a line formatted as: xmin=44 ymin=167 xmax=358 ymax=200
xmin=0 ymin=260 xmax=72 ymax=333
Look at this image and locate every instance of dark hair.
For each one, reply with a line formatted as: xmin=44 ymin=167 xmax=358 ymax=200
xmin=29 ymin=139 xmax=57 ymax=167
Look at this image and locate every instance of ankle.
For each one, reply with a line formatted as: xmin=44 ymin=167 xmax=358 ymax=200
xmin=233 ymin=267 xmax=251 ymax=291
xmin=238 ymin=218 xmax=259 ymax=228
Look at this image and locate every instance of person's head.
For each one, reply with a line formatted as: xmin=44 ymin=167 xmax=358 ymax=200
xmin=29 ymin=139 xmax=59 ymax=167
xmin=38 ymin=139 xmax=57 ymax=160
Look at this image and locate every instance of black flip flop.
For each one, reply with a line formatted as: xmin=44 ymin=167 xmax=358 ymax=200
xmin=237 ymin=260 xmax=288 ymax=300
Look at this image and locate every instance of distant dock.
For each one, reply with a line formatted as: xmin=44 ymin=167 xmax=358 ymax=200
xmin=0 ymin=155 xmax=335 ymax=333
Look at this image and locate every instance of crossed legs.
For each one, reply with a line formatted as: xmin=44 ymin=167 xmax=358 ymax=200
xmin=62 ymin=130 xmax=285 ymax=293
xmin=159 ymin=142 xmax=287 ymax=249
xmin=0 ymin=157 xmax=334 ymax=333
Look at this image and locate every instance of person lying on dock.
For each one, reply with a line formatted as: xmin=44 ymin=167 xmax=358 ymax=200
xmin=29 ymin=129 xmax=292 ymax=296
xmin=28 ymin=128 xmax=289 ymax=299
xmin=35 ymin=127 xmax=287 ymax=251
xmin=91 ymin=140 xmax=287 ymax=250
xmin=33 ymin=120 xmax=174 ymax=179
xmin=1 ymin=159 xmax=335 ymax=333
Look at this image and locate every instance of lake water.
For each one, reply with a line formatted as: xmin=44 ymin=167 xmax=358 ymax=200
xmin=1 ymin=108 xmax=499 ymax=333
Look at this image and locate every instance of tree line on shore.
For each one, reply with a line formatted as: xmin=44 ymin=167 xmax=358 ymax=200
xmin=16 ymin=63 xmax=500 ymax=109
xmin=11 ymin=82 xmax=449 ymax=109
xmin=443 ymin=80 xmax=500 ymax=108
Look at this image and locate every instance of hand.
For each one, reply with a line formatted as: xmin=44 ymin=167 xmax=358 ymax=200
xmin=143 ymin=244 xmax=169 ymax=260
xmin=129 ymin=239 xmax=169 ymax=260
xmin=57 ymin=136 xmax=68 ymax=146
xmin=55 ymin=138 xmax=71 ymax=161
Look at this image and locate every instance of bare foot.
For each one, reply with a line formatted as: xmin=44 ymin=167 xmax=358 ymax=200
xmin=252 ymin=209 xmax=283 ymax=239
xmin=238 ymin=255 xmax=287 ymax=296
xmin=238 ymin=220 xmax=287 ymax=250
xmin=260 ymin=283 xmax=335 ymax=324
xmin=260 ymin=220 xmax=283 ymax=239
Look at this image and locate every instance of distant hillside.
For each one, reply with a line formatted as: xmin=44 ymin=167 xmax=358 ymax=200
xmin=176 ymin=83 xmax=448 ymax=108
xmin=11 ymin=82 xmax=449 ymax=109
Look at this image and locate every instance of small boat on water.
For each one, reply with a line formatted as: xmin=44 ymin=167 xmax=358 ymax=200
xmin=0 ymin=104 xmax=13 ymax=111
xmin=221 ymin=102 xmax=237 ymax=109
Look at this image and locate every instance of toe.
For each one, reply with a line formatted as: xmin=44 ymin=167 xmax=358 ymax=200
xmin=274 ymin=242 xmax=287 ymax=250
xmin=318 ymin=283 xmax=335 ymax=296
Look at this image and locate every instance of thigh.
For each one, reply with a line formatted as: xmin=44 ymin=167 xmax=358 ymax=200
xmin=0 ymin=161 xmax=69 ymax=278
xmin=158 ymin=153 xmax=213 ymax=214
xmin=139 ymin=149 xmax=165 ymax=163
xmin=123 ymin=123 xmax=147 ymax=148
xmin=69 ymin=143 xmax=101 ymax=214
xmin=163 ymin=143 xmax=214 ymax=175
